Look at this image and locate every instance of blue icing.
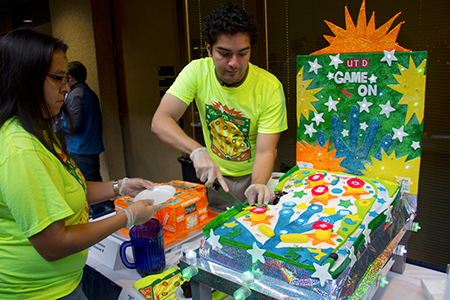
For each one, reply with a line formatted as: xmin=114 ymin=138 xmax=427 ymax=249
xmin=378 ymin=198 xmax=386 ymax=204
xmin=378 ymin=187 xmax=386 ymax=192
xmin=348 ymin=236 xmax=357 ymax=242
xmin=331 ymin=188 xmax=343 ymax=194
xmin=294 ymin=180 xmax=302 ymax=185
xmin=369 ymin=211 xmax=379 ymax=218
xmin=342 ymin=227 xmax=348 ymax=232
xmin=344 ymin=218 xmax=357 ymax=225
xmin=337 ymin=248 xmax=349 ymax=256
xmin=331 ymin=177 xmax=340 ymax=186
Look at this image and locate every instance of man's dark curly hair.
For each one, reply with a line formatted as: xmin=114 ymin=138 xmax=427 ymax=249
xmin=202 ymin=2 xmax=258 ymax=46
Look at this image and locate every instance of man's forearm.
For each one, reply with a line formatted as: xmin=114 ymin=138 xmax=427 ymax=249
xmin=151 ymin=114 xmax=203 ymax=155
xmin=251 ymin=151 xmax=275 ymax=185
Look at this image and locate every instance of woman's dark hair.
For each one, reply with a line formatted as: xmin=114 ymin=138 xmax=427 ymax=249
xmin=0 ymin=28 xmax=70 ymax=164
xmin=202 ymin=2 xmax=259 ymax=46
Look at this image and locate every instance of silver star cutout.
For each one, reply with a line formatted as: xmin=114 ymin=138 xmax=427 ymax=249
xmin=379 ymin=100 xmax=396 ymax=118
xmin=304 ymin=123 xmax=317 ymax=138
xmin=368 ymin=74 xmax=378 ymax=84
xmin=325 ymin=96 xmax=339 ymax=112
xmin=348 ymin=246 xmax=357 ymax=266
xmin=357 ymin=97 xmax=373 ymax=113
xmin=327 ymin=72 xmax=335 ymax=80
xmin=342 ymin=129 xmax=349 ymax=137
xmin=247 ymin=242 xmax=266 ymax=263
xmin=381 ymin=49 xmax=398 ymax=66
xmin=329 ymin=54 xmax=343 ymax=69
xmin=308 ymin=58 xmax=322 ymax=75
xmin=411 ymin=141 xmax=421 ymax=150
xmin=392 ymin=125 xmax=409 ymax=142
xmin=311 ymin=262 xmax=333 ymax=287
xmin=360 ymin=122 xmax=368 ymax=131
xmin=363 ymin=228 xmax=372 ymax=246
xmin=312 ymin=112 xmax=325 ymax=126
xmin=207 ymin=229 xmax=222 ymax=250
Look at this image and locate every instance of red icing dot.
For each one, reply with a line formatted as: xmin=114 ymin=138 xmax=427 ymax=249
xmin=311 ymin=185 xmax=328 ymax=196
xmin=313 ymin=221 xmax=333 ymax=230
xmin=250 ymin=207 xmax=267 ymax=214
xmin=308 ymin=174 xmax=324 ymax=182
xmin=347 ymin=178 xmax=364 ymax=189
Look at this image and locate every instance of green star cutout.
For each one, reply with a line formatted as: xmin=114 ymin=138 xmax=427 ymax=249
xmin=285 ymin=185 xmax=292 ymax=189
xmin=285 ymin=247 xmax=302 ymax=260
xmin=339 ymin=199 xmax=353 ymax=208
xmin=224 ymin=227 xmax=242 ymax=239
xmin=294 ymin=190 xmax=308 ymax=198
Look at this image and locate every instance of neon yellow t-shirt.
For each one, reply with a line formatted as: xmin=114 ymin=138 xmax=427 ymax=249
xmin=167 ymin=58 xmax=287 ymax=176
xmin=0 ymin=117 xmax=89 ymax=299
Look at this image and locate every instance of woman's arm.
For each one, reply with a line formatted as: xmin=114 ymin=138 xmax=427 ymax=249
xmin=86 ymin=178 xmax=156 ymax=205
xmin=28 ymin=200 xmax=166 ymax=261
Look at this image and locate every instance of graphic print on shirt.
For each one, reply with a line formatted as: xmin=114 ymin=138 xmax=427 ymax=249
xmin=206 ymin=101 xmax=251 ymax=161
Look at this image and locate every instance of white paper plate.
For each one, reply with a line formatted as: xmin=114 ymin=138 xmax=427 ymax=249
xmin=175 ymin=286 xmax=192 ymax=300
xmin=133 ymin=185 xmax=176 ymax=205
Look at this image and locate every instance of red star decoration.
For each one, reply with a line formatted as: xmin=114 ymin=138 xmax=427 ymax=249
xmin=243 ymin=215 xmax=274 ymax=227
xmin=342 ymin=186 xmax=371 ymax=199
xmin=305 ymin=233 xmax=338 ymax=246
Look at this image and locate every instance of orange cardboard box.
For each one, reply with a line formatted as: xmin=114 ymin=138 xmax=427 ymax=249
xmin=114 ymin=181 xmax=217 ymax=245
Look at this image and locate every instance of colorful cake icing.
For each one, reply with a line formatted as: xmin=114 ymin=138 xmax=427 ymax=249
xmin=209 ymin=168 xmax=400 ymax=277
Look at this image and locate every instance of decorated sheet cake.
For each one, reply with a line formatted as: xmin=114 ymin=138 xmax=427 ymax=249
xmin=207 ymin=168 xmax=400 ymax=278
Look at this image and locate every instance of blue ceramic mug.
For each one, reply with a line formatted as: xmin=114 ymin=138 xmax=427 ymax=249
xmin=119 ymin=218 xmax=166 ymax=277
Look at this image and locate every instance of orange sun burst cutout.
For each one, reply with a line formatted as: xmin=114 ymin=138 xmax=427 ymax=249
xmin=311 ymin=0 xmax=410 ymax=55
xmin=297 ymin=140 xmax=345 ymax=172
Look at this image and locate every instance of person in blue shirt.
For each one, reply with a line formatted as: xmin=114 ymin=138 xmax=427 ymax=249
xmin=59 ymin=61 xmax=106 ymax=216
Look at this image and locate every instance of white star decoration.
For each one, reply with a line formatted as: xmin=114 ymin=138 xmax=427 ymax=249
xmin=357 ymin=97 xmax=373 ymax=113
xmin=247 ymin=242 xmax=266 ymax=263
xmin=384 ymin=205 xmax=393 ymax=220
xmin=308 ymin=58 xmax=322 ymax=74
xmin=327 ymin=72 xmax=334 ymax=80
xmin=363 ymin=229 xmax=371 ymax=246
xmin=325 ymin=96 xmax=339 ymax=112
xmin=381 ymin=49 xmax=398 ymax=66
xmin=392 ymin=126 xmax=409 ymax=142
xmin=379 ymin=100 xmax=396 ymax=118
xmin=368 ymin=74 xmax=378 ymax=84
xmin=311 ymin=263 xmax=333 ymax=287
xmin=312 ymin=112 xmax=325 ymax=126
xmin=304 ymin=123 xmax=317 ymax=138
xmin=349 ymin=247 xmax=357 ymax=266
xmin=329 ymin=54 xmax=343 ymax=69
xmin=360 ymin=122 xmax=368 ymax=131
xmin=207 ymin=229 xmax=222 ymax=250
xmin=411 ymin=141 xmax=421 ymax=150
xmin=342 ymin=129 xmax=349 ymax=137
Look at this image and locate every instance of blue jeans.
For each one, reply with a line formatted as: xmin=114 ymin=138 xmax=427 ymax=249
xmin=70 ymin=152 xmax=105 ymax=216
xmin=58 ymin=280 xmax=88 ymax=300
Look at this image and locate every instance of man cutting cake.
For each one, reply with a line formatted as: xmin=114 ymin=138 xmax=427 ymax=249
xmin=151 ymin=2 xmax=287 ymax=211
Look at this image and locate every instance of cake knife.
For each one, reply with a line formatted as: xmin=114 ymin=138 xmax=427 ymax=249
xmin=212 ymin=181 xmax=247 ymax=211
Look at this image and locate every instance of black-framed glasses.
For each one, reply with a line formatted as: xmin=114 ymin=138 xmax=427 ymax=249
xmin=47 ymin=74 xmax=69 ymax=85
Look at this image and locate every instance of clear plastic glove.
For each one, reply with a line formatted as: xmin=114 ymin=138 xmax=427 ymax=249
xmin=119 ymin=177 xmax=156 ymax=197
xmin=122 ymin=199 xmax=168 ymax=229
xmin=190 ymin=147 xmax=229 ymax=192
xmin=244 ymin=183 xmax=275 ymax=206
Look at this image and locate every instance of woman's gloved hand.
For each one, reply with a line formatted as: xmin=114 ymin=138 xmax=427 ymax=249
xmin=119 ymin=177 xmax=156 ymax=197
xmin=244 ymin=183 xmax=275 ymax=206
xmin=190 ymin=147 xmax=229 ymax=192
xmin=122 ymin=199 xmax=168 ymax=229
